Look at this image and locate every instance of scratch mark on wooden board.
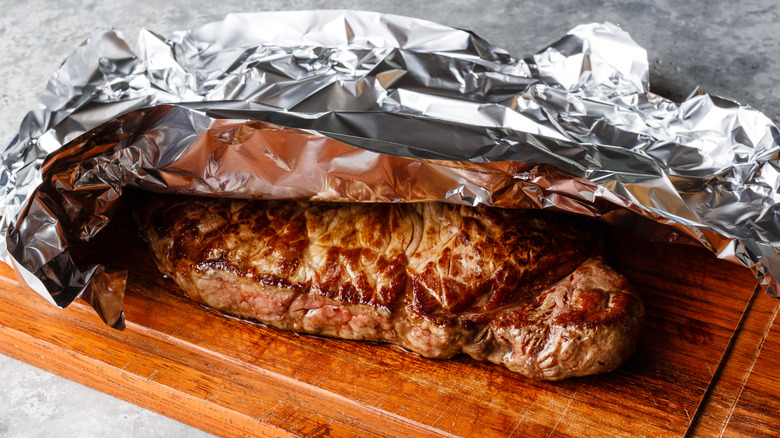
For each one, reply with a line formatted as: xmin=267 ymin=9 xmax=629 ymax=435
xmin=420 ymin=381 xmax=461 ymax=424
xmin=546 ymin=387 xmax=579 ymax=438
xmin=502 ymin=399 xmax=537 ymax=438
xmin=718 ymin=301 xmax=780 ymax=438
xmin=640 ymin=376 xmax=660 ymax=408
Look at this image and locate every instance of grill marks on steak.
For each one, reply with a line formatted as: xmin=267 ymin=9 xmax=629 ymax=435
xmin=307 ymin=203 xmax=414 ymax=311
xmin=136 ymin=195 xmax=643 ymax=380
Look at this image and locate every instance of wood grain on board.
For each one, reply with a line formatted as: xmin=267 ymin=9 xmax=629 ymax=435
xmin=715 ymin=292 xmax=780 ymax=437
xmin=0 ymin=208 xmax=776 ymax=437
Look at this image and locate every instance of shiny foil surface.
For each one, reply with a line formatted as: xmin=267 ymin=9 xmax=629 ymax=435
xmin=1 ymin=11 xmax=779 ymax=328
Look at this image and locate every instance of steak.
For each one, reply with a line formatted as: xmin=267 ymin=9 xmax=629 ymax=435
xmin=134 ymin=194 xmax=643 ymax=380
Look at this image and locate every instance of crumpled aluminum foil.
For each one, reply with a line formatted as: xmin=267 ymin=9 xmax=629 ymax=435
xmin=1 ymin=10 xmax=779 ymax=329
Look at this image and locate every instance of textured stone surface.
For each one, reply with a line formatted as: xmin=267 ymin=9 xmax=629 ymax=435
xmin=1 ymin=0 xmax=778 ymax=436
xmin=0 ymin=354 xmax=212 ymax=437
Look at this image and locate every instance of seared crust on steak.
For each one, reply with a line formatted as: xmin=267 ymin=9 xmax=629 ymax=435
xmin=135 ymin=194 xmax=643 ymax=380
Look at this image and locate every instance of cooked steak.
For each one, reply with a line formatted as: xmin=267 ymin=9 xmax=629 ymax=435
xmin=134 ymin=194 xmax=643 ymax=380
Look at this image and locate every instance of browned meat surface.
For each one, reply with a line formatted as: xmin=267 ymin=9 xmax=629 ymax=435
xmin=134 ymin=194 xmax=643 ymax=380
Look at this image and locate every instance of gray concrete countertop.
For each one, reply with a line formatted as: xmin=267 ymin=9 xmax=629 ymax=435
xmin=1 ymin=1 xmax=778 ymax=436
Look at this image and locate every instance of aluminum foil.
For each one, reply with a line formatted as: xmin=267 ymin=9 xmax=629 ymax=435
xmin=2 ymin=11 xmax=779 ymax=329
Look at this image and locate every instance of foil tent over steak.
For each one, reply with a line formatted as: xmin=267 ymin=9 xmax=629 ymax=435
xmin=0 ymin=11 xmax=779 ymax=331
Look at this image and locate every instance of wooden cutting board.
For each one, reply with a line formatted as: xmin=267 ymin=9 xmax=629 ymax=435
xmin=1 ymin=208 xmax=778 ymax=437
